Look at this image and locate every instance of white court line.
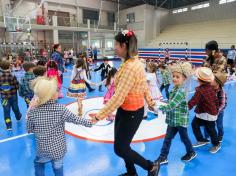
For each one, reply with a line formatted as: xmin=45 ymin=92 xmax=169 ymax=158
xmin=0 ymin=133 xmax=32 ymax=143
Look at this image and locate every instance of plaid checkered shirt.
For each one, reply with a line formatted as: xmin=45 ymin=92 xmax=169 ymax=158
xmin=161 ymin=70 xmax=172 ymax=86
xmin=97 ymin=58 xmax=154 ymax=119
xmin=203 ymin=55 xmax=227 ymax=73
xmin=27 ymin=100 xmax=92 ymax=160
xmin=159 ymin=86 xmax=189 ymax=127
xmin=218 ymin=88 xmax=227 ymax=113
xmin=188 ymin=83 xmax=219 ymax=116
xmin=0 ymin=70 xmax=19 ymax=99
xmin=20 ymin=72 xmax=35 ymax=97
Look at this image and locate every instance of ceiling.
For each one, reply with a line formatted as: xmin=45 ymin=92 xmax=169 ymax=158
xmin=104 ymin=0 xmax=209 ymax=9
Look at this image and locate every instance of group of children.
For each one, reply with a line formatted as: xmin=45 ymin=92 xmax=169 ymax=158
xmin=0 ymin=58 xmax=65 ymax=130
xmin=0 ymin=55 xmax=118 ymax=130
xmin=150 ymin=61 xmax=227 ymax=165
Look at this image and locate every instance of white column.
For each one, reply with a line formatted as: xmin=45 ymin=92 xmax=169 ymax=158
xmin=52 ymin=16 xmax=58 ymax=44
xmin=76 ymin=7 xmax=83 ymax=25
xmin=100 ymin=10 xmax=108 ymax=26
xmin=87 ymin=19 xmax=91 ymax=48
xmin=102 ymin=37 xmax=105 ymax=57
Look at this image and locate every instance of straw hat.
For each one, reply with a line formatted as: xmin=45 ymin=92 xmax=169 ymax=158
xmin=195 ymin=67 xmax=214 ymax=82
xmin=31 ymin=76 xmax=58 ymax=105
xmin=214 ymin=72 xmax=227 ymax=87
xmin=171 ymin=62 xmax=193 ymax=78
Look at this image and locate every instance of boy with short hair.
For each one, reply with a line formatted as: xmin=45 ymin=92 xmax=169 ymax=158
xmin=33 ymin=66 xmax=46 ymax=77
xmin=0 ymin=60 xmax=22 ymax=130
xmin=19 ymin=62 xmax=35 ymax=107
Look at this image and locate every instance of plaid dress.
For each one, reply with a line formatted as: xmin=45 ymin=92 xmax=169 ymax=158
xmin=159 ymin=86 xmax=189 ymax=127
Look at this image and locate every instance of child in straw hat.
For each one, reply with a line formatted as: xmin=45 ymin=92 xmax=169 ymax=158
xmin=27 ymin=76 xmax=93 ymax=176
xmin=188 ymin=67 xmax=221 ymax=154
xmin=153 ymin=62 xmax=196 ymax=165
xmin=204 ymin=72 xmax=227 ymax=143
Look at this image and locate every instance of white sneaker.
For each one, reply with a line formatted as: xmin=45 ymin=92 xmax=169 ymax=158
xmin=193 ymin=141 xmax=209 ymax=148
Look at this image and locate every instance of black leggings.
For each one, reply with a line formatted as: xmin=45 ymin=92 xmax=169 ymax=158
xmin=114 ymin=107 xmax=153 ymax=174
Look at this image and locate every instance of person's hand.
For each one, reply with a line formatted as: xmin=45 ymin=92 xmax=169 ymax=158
xmin=90 ymin=82 xmax=96 ymax=87
xmin=89 ymin=113 xmax=100 ymax=124
xmin=148 ymin=106 xmax=154 ymax=111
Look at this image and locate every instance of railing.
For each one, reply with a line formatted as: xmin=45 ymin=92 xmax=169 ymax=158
xmin=1 ymin=15 xmax=116 ymax=31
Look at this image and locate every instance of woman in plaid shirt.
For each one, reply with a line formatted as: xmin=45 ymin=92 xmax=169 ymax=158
xmin=27 ymin=77 xmax=93 ymax=176
xmin=154 ymin=62 xmax=196 ymax=165
xmin=91 ymin=30 xmax=160 ymax=176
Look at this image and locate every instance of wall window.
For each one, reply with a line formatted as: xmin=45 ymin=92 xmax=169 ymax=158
xmin=219 ymin=0 xmax=236 ymax=4
xmin=126 ymin=13 xmax=135 ymax=23
xmin=106 ymin=40 xmax=114 ymax=49
xmin=83 ymin=9 xmax=99 ymax=24
xmin=191 ymin=3 xmax=210 ymax=10
xmin=48 ymin=10 xmax=70 ymax=26
xmin=172 ymin=8 xmax=188 ymax=14
xmin=108 ymin=12 xmax=115 ymax=26
xmin=91 ymin=40 xmax=100 ymax=48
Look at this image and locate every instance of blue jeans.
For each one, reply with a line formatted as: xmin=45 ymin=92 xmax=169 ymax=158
xmin=34 ymin=156 xmax=63 ymax=176
xmin=160 ymin=125 xmax=194 ymax=159
xmin=1 ymin=94 xmax=21 ymax=127
xmin=204 ymin=111 xmax=224 ymax=138
xmin=25 ymin=93 xmax=34 ymax=108
xmin=192 ymin=117 xmax=219 ymax=146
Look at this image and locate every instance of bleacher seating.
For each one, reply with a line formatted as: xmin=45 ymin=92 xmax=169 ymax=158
xmin=146 ymin=19 xmax=236 ymax=48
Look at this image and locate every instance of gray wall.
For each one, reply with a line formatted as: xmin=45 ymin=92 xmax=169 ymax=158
xmin=168 ymin=0 xmax=236 ymax=25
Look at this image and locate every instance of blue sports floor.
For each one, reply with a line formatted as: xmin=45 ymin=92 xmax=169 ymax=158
xmin=0 ymin=61 xmax=236 ymax=176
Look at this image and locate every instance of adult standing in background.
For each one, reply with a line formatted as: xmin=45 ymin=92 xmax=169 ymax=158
xmin=227 ymin=45 xmax=236 ymax=65
xmin=91 ymin=30 xmax=160 ymax=176
xmin=227 ymin=45 xmax=236 ymax=75
xmin=51 ymin=44 xmax=65 ymax=83
xmin=93 ymin=47 xmax=98 ymax=60
xmin=203 ymin=40 xmax=227 ymax=73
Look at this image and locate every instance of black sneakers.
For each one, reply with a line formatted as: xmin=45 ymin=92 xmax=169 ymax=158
xmin=155 ymin=157 xmax=168 ymax=165
xmin=218 ymin=136 xmax=223 ymax=143
xmin=192 ymin=139 xmax=210 ymax=148
xmin=89 ymin=88 xmax=95 ymax=92
xmin=6 ymin=125 xmax=12 ymax=131
xmin=181 ymin=152 xmax=197 ymax=161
